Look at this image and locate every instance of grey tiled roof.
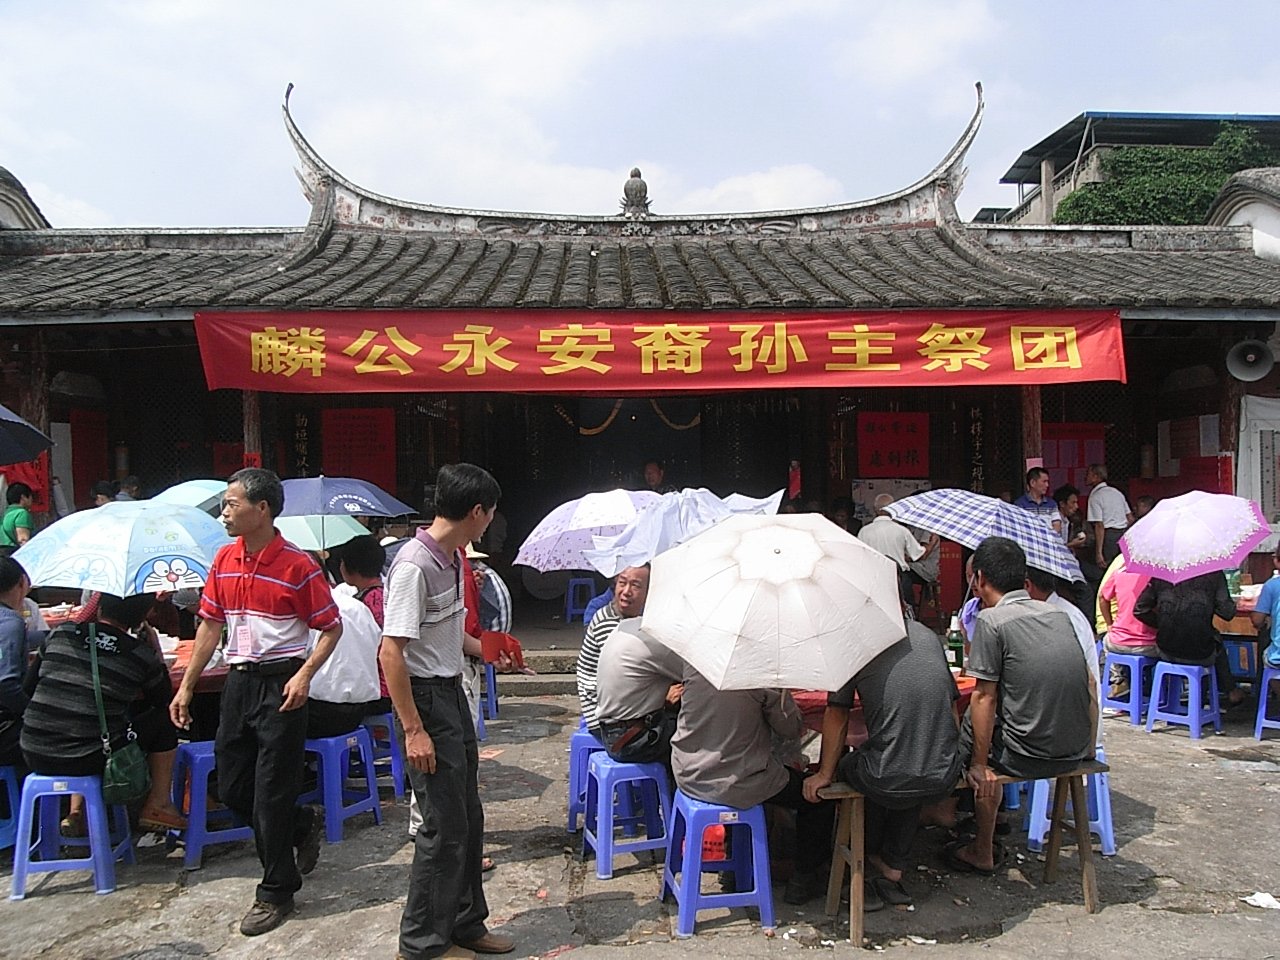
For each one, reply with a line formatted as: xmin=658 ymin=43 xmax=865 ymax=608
xmin=2 ymin=221 xmax=1279 ymax=315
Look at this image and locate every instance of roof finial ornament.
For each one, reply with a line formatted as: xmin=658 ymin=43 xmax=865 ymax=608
xmin=621 ymin=167 xmax=651 ymax=219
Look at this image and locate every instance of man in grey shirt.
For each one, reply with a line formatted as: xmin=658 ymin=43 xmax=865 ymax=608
xmin=802 ymin=618 xmax=961 ymax=908
xmin=671 ymin=665 xmax=834 ymax=906
xmin=948 ymin=536 xmax=1094 ymax=876
xmin=592 ymin=619 xmax=684 ymax=764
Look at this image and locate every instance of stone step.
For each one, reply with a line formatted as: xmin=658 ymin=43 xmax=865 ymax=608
xmin=491 ymin=672 xmax=578 ymax=699
xmin=520 ymin=649 xmax=579 ymax=675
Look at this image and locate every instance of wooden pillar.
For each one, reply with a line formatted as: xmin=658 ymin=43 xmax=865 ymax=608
xmin=16 ymin=329 xmax=49 ymax=434
xmin=1220 ymin=375 xmax=1245 ymax=454
xmin=1021 ymin=385 xmax=1043 ymax=463
xmin=242 ymin=390 xmax=261 ymax=467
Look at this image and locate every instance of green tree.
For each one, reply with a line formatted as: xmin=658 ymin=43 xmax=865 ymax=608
xmin=1053 ymin=125 xmax=1279 ymax=226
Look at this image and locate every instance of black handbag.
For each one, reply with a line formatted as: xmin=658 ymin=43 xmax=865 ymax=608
xmin=88 ymin=623 xmax=151 ymax=805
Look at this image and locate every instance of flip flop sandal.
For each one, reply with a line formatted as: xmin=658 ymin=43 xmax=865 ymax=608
xmin=943 ymin=839 xmax=1005 ymax=877
xmin=861 ymin=879 xmax=885 ymax=912
xmin=139 ymin=809 xmax=189 ymax=832
xmin=871 ymin=876 xmax=913 ymax=907
xmin=481 ymin=856 xmax=496 ymax=873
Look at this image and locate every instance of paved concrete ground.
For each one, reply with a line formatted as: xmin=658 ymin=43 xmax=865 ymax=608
xmin=4 ymin=694 xmax=1280 ymax=960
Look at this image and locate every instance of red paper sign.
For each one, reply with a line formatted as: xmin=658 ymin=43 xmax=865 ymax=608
xmin=857 ymin=413 xmax=929 ymax=477
xmin=194 ymin=309 xmax=1126 ymax=394
xmin=320 ymin=408 xmax=397 ymax=495
xmin=0 ymin=452 xmax=50 ymax=512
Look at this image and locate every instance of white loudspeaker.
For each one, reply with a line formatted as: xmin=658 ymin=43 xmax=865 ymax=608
xmin=1226 ymin=340 xmax=1275 ymax=382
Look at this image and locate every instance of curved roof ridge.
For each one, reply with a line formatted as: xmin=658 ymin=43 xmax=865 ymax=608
xmin=282 ymin=82 xmax=985 ymax=236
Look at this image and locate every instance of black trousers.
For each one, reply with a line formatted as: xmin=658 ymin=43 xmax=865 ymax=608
xmin=216 ymin=663 xmax=314 ymax=906
xmin=864 ymin=800 xmax=921 ymax=872
xmin=767 ymin=768 xmax=836 ymax=874
xmin=305 ymin=697 xmax=389 ymax=739
xmin=398 ymin=675 xmax=489 ymax=960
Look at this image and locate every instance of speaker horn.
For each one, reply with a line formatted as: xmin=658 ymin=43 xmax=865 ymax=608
xmin=1227 ymin=340 xmax=1275 ymax=382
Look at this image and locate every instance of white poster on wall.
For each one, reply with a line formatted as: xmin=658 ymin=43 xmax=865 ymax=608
xmin=850 ymin=478 xmax=933 ymax=522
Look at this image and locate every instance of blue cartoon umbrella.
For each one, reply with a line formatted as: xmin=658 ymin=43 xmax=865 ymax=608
xmin=13 ymin=500 xmax=231 ymax=597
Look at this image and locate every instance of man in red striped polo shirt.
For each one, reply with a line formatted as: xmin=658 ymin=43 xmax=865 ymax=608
xmin=171 ymin=468 xmax=342 ymax=937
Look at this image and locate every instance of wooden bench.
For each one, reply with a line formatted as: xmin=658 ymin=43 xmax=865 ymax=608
xmin=817 ymin=759 xmax=1109 ymax=945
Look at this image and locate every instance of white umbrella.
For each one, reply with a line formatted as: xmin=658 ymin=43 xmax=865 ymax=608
xmin=583 ymin=487 xmax=784 ymax=577
xmin=640 ymin=513 xmax=905 ymax=691
xmin=276 ymin=514 xmax=369 ymax=551
xmin=153 ymin=478 xmax=226 ymax=515
xmin=513 ymin=488 xmax=662 ymax=572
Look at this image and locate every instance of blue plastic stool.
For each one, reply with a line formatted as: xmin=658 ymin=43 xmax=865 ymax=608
xmin=299 ymin=727 xmax=383 ymax=842
xmin=661 ymin=790 xmax=775 ymax=938
xmin=1145 ymin=661 xmax=1221 ymax=738
xmin=1100 ymin=652 xmax=1156 ymax=724
xmin=172 ymin=740 xmax=253 ymax=869
xmin=10 ymin=774 xmax=135 ymax=898
xmin=0 ymin=765 xmax=22 ymax=850
xmin=1002 ymin=781 xmax=1023 ymax=811
xmin=483 ymin=662 xmax=499 ymax=720
xmin=475 ymin=693 xmax=487 ymax=741
xmin=360 ymin=713 xmax=406 ymax=800
xmin=1254 ymin=664 xmax=1280 ymax=740
xmin=1025 ymin=746 xmax=1116 ymax=857
xmin=583 ymin=753 xmax=672 ymax=879
xmin=564 ymin=577 xmax=596 ymax=624
xmin=568 ymin=726 xmax=605 ymax=832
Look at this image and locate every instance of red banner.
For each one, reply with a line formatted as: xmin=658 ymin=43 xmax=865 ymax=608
xmin=194 ymin=309 xmax=1126 ymax=394
xmin=858 ymin=413 xmax=929 ymax=478
xmin=321 ymin=408 xmax=397 ymax=494
xmin=0 ymin=452 xmax=50 ymax=512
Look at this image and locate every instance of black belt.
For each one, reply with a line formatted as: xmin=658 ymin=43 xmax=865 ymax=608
xmin=410 ymin=674 xmax=462 ymax=687
xmin=229 ymin=658 xmax=304 ymax=676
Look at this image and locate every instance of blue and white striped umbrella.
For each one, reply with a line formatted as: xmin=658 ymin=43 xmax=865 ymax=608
xmin=885 ymin=488 xmax=1083 ymax=583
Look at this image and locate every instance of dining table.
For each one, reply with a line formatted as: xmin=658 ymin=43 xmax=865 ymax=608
xmin=168 ymin=639 xmax=229 ymax=695
xmin=793 ymin=671 xmax=978 ymax=747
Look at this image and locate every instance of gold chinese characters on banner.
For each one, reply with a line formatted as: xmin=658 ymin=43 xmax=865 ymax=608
xmin=197 ymin=309 xmax=1124 ymax=394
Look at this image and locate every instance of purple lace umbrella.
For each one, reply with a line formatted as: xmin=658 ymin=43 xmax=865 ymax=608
xmin=1119 ymin=490 xmax=1270 ymax=584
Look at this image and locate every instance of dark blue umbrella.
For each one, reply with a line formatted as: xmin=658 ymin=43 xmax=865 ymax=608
xmin=0 ymin=402 xmax=52 ymax=464
xmin=280 ymin=476 xmax=414 ymax=518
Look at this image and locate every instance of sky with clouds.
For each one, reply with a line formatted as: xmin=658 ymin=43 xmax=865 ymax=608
xmin=2 ymin=1 xmax=1277 ymax=229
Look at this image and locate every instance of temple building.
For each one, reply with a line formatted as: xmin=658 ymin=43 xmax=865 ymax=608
xmin=2 ymin=85 xmax=1280 ymax=601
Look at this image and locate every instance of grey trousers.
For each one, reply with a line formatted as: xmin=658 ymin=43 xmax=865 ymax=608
xmin=397 ymin=675 xmax=489 ymax=960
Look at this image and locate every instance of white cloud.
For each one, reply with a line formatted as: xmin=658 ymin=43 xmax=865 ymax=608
xmin=669 ymin=165 xmax=848 ymax=213
xmin=23 ymin=182 xmax=114 ymax=228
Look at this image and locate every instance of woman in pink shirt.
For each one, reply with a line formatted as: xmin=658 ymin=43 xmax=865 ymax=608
xmin=1099 ymin=558 xmax=1158 ymax=698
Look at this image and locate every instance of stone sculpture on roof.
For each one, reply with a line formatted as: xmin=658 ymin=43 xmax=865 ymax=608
xmin=621 ymin=168 xmax=651 ymax=219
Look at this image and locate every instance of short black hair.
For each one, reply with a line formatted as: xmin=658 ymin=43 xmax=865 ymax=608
xmin=1025 ymin=467 xmax=1048 ymax=485
xmin=1025 ymin=565 xmax=1056 ymax=595
xmin=98 ymin=592 xmax=157 ymax=629
xmin=340 ymin=535 xmax=386 ymax=579
xmin=120 ymin=475 xmax=141 ymax=492
xmin=433 ymin=464 xmax=500 ymax=521
xmin=6 ymin=482 xmax=32 ymax=505
xmin=90 ymin=480 xmax=115 ymax=499
xmin=972 ymin=536 xmax=1027 ymax=594
xmin=228 ymin=468 xmax=284 ymax=519
xmin=0 ymin=557 xmax=27 ymax=592
xmin=1053 ymin=484 xmax=1079 ymax=505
